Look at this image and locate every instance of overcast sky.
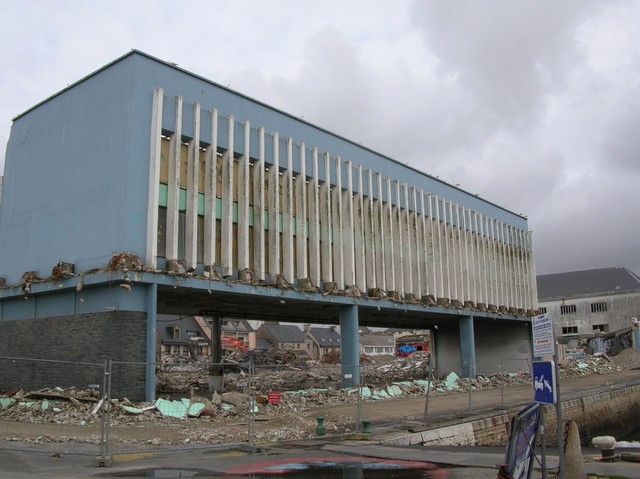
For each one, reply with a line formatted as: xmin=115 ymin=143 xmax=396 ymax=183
xmin=1 ymin=0 xmax=639 ymax=277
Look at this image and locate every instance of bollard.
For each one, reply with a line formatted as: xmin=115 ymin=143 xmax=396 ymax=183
xmin=592 ymin=436 xmax=617 ymax=462
xmin=315 ymin=417 xmax=325 ymax=436
xmin=564 ymin=420 xmax=585 ymax=479
xmin=361 ymin=420 xmax=372 ymax=434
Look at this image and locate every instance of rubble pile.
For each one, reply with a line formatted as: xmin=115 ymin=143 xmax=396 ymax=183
xmin=226 ymin=347 xmax=302 ymax=365
xmin=2 ymin=350 xmax=639 ymax=446
xmin=610 ymin=347 xmax=640 ymax=370
xmin=558 ymin=354 xmax=624 ymax=379
xmin=0 ymin=387 xmax=102 ymax=427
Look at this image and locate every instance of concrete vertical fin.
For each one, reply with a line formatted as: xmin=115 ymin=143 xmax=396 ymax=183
xmin=332 ymin=157 xmax=344 ymax=290
xmin=295 ymin=142 xmax=308 ymax=281
xmin=268 ymin=132 xmax=281 ymax=279
xmin=383 ymin=177 xmax=395 ymax=294
xmin=393 ymin=181 xmax=404 ymax=297
xmin=353 ymin=166 xmax=366 ymax=292
xmin=401 ymin=184 xmax=413 ymax=298
xmin=341 ymin=161 xmax=355 ymax=288
xmin=220 ymin=115 xmax=235 ymax=277
xmin=454 ymin=203 xmax=467 ymax=304
xmin=320 ymin=152 xmax=333 ymax=285
xmin=282 ymin=137 xmax=294 ymax=282
xmin=363 ymin=169 xmax=376 ymax=291
xmin=166 ymin=96 xmax=183 ymax=261
xmin=204 ymin=108 xmax=218 ymax=269
xmin=185 ymin=102 xmax=200 ymax=271
xmin=410 ymin=187 xmax=421 ymax=299
xmin=374 ymin=173 xmax=386 ymax=291
xmin=308 ymin=148 xmax=321 ymax=286
xmin=253 ymin=127 xmax=266 ymax=280
xmin=429 ymin=194 xmax=439 ymax=299
xmin=146 ymin=87 xmax=163 ymax=269
xmin=419 ymin=190 xmax=430 ymax=298
xmin=237 ymin=120 xmax=250 ymax=272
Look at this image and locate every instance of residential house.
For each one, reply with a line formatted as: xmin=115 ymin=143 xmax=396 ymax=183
xmin=304 ymin=325 xmax=341 ymax=359
xmin=220 ymin=318 xmax=256 ymax=350
xmin=156 ymin=315 xmax=210 ymax=361
xmin=537 ymin=267 xmax=640 ymax=348
xmin=256 ymin=323 xmax=313 ymax=356
xmin=157 ymin=316 xmax=256 ymax=360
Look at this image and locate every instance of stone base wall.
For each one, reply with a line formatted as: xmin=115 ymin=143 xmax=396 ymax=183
xmin=384 ymin=384 xmax=640 ymax=447
xmin=0 ymin=311 xmax=147 ymax=400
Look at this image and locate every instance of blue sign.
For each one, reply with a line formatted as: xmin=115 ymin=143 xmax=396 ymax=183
xmin=532 ymin=361 xmax=556 ymax=404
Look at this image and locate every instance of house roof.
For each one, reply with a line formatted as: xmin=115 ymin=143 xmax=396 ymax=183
xmin=221 ymin=318 xmax=254 ymax=333
xmin=309 ymin=327 xmax=341 ymax=347
xmin=537 ymin=267 xmax=640 ymax=300
xmin=156 ymin=315 xmax=208 ymax=343
xmin=259 ymin=324 xmax=306 ymax=343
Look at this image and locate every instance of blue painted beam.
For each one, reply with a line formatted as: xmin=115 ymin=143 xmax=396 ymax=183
xmin=459 ymin=315 xmax=476 ymax=378
xmin=145 ymin=282 xmax=157 ymax=401
xmin=340 ymin=304 xmax=360 ymax=387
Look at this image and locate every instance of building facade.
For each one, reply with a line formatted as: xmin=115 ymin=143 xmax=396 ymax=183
xmin=537 ymin=267 xmax=640 ymax=348
xmin=0 ymin=51 xmax=537 ymax=399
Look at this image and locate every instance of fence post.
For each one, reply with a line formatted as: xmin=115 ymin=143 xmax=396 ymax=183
xmin=500 ymin=357 xmax=505 ymax=409
xmin=355 ymin=361 xmax=362 ymax=433
xmin=248 ymin=359 xmax=255 ymax=452
xmin=422 ymin=359 xmax=433 ymax=423
xmin=96 ymin=359 xmax=112 ymax=467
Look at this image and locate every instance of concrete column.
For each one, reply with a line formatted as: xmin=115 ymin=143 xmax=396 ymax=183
xmin=339 ymin=304 xmax=360 ymax=388
xmin=209 ymin=316 xmax=223 ymax=394
xmin=145 ymin=283 xmax=158 ymax=401
xmin=459 ymin=315 xmax=476 ymax=378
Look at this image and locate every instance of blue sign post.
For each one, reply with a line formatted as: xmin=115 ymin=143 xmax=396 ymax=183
xmin=532 ymin=361 xmax=556 ymax=405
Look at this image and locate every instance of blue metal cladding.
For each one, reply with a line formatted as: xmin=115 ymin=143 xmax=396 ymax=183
xmin=0 ymin=50 xmax=529 ymax=284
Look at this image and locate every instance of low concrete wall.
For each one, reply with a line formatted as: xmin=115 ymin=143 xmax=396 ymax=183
xmin=384 ymin=384 xmax=640 ymax=447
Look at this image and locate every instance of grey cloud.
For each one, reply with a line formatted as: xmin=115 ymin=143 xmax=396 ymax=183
xmin=410 ymin=0 xmax=599 ymax=128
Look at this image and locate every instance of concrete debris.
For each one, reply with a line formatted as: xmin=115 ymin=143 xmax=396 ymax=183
xmin=2 ymin=349 xmax=640 ymax=446
xmin=107 ymin=252 xmax=143 ymax=272
xmin=51 ymin=262 xmax=75 ymax=280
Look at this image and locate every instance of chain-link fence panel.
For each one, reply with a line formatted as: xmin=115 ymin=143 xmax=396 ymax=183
xmin=0 ymin=356 xmax=105 ymax=455
xmin=357 ymin=355 xmax=434 ymax=428
xmin=251 ymin=362 xmax=360 ymax=440
xmin=106 ymin=359 xmax=253 ymax=454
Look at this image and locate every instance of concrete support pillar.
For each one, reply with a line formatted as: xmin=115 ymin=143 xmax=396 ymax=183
xmin=145 ymin=283 xmax=158 ymax=401
xmin=209 ymin=315 xmax=223 ymax=394
xmin=339 ymin=304 xmax=360 ymax=388
xmin=459 ymin=315 xmax=476 ymax=378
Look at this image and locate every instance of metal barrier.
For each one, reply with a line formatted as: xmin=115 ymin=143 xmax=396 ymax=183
xmin=0 ymin=356 xmax=106 ymax=456
xmin=251 ymin=362 xmax=360 ymax=437
xmin=0 ymin=354 xmax=536 ymax=460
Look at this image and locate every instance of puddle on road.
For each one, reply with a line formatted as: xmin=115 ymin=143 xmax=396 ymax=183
xmin=106 ymin=457 xmax=450 ymax=478
xmin=109 ymin=469 xmax=205 ymax=478
xmin=225 ymin=456 xmax=450 ymax=478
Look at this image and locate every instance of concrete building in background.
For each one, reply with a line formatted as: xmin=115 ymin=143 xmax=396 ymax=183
xmin=537 ymin=267 xmax=640 ymax=349
xmin=0 ymin=50 xmax=537 ymax=399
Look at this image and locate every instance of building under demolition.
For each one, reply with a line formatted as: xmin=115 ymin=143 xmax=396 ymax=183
xmin=0 ymin=51 xmax=537 ymax=400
